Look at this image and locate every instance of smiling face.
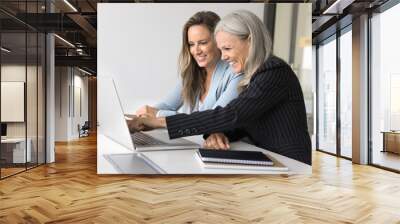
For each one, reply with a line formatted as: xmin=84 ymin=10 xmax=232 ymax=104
xmin=188 ymin=25 xmax=220 ymax=69
xmin=215 ymin=31 xmax=250 ymax=74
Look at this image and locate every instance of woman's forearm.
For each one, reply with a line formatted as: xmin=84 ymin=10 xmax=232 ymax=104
xmin=156 ymin=117 xmax=167 ymax=128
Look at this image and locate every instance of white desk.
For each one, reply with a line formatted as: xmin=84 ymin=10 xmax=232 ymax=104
xmin=97 ymin=132 xmax=311 ymax=175
xmin=1 ymin=138 xmax=32 ymax=163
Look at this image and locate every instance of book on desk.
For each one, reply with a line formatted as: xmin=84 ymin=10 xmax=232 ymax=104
xmin=196 ymin=148 xmax=288 ymax=171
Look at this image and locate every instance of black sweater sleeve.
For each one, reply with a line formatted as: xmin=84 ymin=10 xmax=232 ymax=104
xmin=166 ymin=63 xmax=291 ymax=139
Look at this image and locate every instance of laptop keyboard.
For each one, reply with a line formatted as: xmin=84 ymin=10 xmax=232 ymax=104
xmin=132 ymin=132 xmax=166 ymax=146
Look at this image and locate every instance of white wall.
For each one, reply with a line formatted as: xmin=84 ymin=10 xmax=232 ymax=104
xmin=1 ymin=65 xmax=38 ymax=137
xmin=55 ymin=67 xmax=69 ymax=141
xmin=1 ymin=82 xmax=24 ymax=122
xmin=273 ymin=4 xmax=293 ymax=62
xmin=273 ymin=4 xmax=313 ymax=137
xmin=55 ymin=67 xmax=89 ymax=141
xmin=1 ymin=63 xmax=46 ymax=163
xmin=98 ymin=3 xmax=264 ymax=115
xmin=72 ymin=73 xmax=89 ymax=138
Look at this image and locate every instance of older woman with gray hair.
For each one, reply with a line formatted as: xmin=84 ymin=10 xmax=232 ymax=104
xmin=128 ymin=10 xmax=311 ymax=165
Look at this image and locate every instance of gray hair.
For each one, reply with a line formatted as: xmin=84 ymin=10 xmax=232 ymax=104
xmin=215 ymin=10 xmax=272 ymax=89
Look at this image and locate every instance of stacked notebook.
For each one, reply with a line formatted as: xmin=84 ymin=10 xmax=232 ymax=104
xmin=196 ymin=148 xmax=288 ymax=171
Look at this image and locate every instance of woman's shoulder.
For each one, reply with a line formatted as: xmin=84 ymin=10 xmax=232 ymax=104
xmin=216 ymin=60 xmax=243 ymax=79
xmin=251 ymin=56 xmax=295 ymax=83
xmin=215 ymin=60 xmax=231 ymax=74
xmin=255 ymin=56 xmax=293 ymax=76
xmin=260 ymin=55 xmax=290 ymax=72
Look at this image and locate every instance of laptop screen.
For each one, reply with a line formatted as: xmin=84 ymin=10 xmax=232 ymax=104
xmin=98 ymin=76 xmax=135 ymax=150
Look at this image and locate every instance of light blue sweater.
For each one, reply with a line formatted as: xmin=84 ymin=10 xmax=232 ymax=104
xmin=154 ymin=60 xmax=243 ymax=117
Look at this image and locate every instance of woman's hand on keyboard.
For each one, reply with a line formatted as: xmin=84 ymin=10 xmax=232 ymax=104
xmin=136 ymin=105 xmax=158 ymax=118
xmin=126 ymin=115 xmax=166 ymax=132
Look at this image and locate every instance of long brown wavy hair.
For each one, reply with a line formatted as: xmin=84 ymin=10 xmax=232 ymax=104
xmin=179 ymin=11 xmax=220 ymax=109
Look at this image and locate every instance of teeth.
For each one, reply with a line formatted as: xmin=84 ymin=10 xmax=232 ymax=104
xmin=229 ymin=62 xmax=235 ymax=66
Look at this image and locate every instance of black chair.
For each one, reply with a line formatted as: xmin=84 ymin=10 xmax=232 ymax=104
xmin=79 ymin=121 xmax=90 ymax=138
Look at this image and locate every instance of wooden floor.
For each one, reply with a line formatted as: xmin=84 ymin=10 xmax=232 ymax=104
xmin=1 ymin=167 xmax=26 ymax=178
xmin=1 ymin=135 xmax=400 ymax=224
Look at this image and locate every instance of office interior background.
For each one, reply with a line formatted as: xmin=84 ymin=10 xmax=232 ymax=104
xmin=0 ymin=0 xmax=400 ymax=223
xmin=2 ymin=0 xmax=400 ymax=177
xmin=0 ymin=0 xmax=400 ymax=222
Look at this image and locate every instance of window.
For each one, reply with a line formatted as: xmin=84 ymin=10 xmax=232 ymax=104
xmin=339 ymin=28 xmax=352 ymax=158
xmin=0 ymin=1 xmax=47 ymax=179
xmin=370 ymin=2 xmax=400 ymax=171
xmin=316 ymin=25 xmax=353 ymax=159
xmin=317 ymin=36 xmax=337 ymax=154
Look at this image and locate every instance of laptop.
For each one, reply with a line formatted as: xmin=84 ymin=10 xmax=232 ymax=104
xmin=101 ymin=77 xmax=199 ymax=152
xmin=99 ymin=77 xmax=200 ymax=174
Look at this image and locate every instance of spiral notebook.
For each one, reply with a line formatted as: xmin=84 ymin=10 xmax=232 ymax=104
xmin=197 ymin=149 xmax=273 ymax=166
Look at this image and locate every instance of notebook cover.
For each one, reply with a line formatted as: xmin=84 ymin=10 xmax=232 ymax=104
xmin=198 ymin=148 xmax=273 ymax=165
